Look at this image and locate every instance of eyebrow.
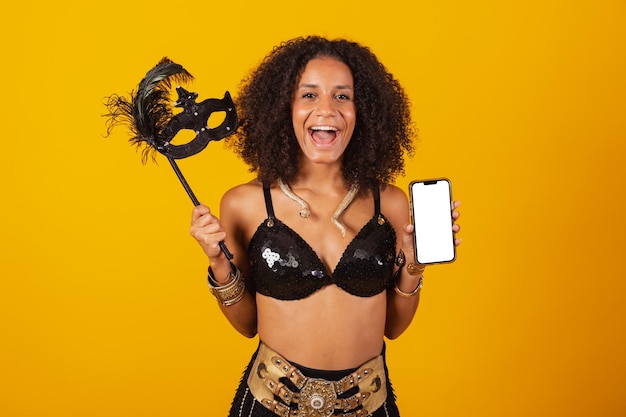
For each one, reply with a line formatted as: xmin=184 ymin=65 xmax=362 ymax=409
xmin=298 ymin=83 xmax=353 ymax=89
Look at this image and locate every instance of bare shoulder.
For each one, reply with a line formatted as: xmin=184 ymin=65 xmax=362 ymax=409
xmin=221 ymin=179 xmax=265 ymax=216
xmin=380 ymin=183 xmax=410 ymax=225
xmin=380 ymin=184 xmax=409 ymax=207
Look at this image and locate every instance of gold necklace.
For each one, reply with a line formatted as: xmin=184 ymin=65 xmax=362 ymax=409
xmin=277 ymin=179 xmax=359 ymax=238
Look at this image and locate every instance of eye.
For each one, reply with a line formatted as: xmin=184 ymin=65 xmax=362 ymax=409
xmin=302 ymin=92 xmax=316 ymax=99
xmin=335 ymin=93 xmax=351 ymax=100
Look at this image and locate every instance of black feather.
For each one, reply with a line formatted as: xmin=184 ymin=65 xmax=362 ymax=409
xmin=104 ymin=57 xmax=193 ymax=163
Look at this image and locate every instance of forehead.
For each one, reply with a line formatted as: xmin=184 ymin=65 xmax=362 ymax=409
xmin=298 ymin=57 xmax=353 ymax=86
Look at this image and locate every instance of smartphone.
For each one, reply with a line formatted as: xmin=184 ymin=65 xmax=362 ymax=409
xmin=409 ymin=178 xmax=456 ymax=265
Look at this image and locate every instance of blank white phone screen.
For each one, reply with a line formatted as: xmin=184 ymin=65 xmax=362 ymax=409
xmin=410 ymin=179 xmax=455 ymax=264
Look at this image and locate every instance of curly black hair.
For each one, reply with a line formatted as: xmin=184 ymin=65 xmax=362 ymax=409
xmin=229 ymin=36 xmax=416 ymax=191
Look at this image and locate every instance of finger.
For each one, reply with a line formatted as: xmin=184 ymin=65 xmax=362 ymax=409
xmin=402 ymin=223 xmax=415 ymax=244
xmin=197 ymin=230 xmax=227 ymax=246
xmin=191 ymin=226 xmax=227 ymax=249
xmin=455 ymin=237 xmax=463 ymax=246
xmin=192 ymin=210 xmax=222 ymax=231
xmin=400 ymin=223 xmax=416 ymax=253
xmin=453 ymin=224 xmax=461 ymax=233
xmin=452 ymin=201 xmax=461 ymax=219
xmin=191 ymin=218 xmax=224 ymax=239
xmin=193 ymin=214 xmax=218 ymax=232
xmin=191 ymin=204 xmax=211 ymax=223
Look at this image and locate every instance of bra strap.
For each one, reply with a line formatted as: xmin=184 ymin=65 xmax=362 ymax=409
xmin=262 ymin=183 xmax=276 ymax=219
xmin=373 ymin=185 xmax=381 ymax=216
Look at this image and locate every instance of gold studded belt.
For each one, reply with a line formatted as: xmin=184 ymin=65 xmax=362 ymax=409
xmin=247 ymin=343 xmax=387 ymax=417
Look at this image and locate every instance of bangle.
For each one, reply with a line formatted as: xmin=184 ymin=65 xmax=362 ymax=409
xmin=392 ymin=250 xmax=424 ymax=297
xmin=394 ymin=275 xmax=423 ymax=298
xmin=208 ymin=262 xmax=245 ymax=306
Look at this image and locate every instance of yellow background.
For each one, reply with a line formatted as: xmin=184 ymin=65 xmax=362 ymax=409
xmin=1 ymin=0 xmax=625 ymax=416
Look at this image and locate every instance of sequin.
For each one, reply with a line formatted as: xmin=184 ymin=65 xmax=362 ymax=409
xmin=262 ymin=248 xmax=281 ymax=268
xmin=261 ymin=248 xmax=299 ymax=269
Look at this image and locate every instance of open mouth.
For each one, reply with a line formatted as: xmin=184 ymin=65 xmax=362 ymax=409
xmin=309 ymin=126 xmax=338 ymax=143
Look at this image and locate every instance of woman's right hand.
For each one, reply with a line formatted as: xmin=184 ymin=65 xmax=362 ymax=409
xmin=190 ymin=204 xmax=228 ymax=263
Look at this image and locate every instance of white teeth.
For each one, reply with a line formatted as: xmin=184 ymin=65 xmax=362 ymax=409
xmin=311 ymin=126 xmax=337 ymax=131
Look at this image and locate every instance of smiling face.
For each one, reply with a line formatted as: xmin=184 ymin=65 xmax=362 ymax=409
xmin=291 ymin=56 xmax=356 ymax=167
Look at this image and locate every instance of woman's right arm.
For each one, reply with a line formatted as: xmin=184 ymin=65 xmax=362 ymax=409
xmin=189 ymin=189 xmax=258 ymax=338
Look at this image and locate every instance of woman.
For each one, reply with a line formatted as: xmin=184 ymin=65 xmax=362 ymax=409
xmin=190 ymin=36 xmax=461 ymax=417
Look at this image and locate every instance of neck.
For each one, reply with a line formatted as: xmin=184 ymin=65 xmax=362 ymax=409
xmin=293 ymin=159 xmax=346 ymax=192
xmin=277 ymin=175 xmax=359 ymax=238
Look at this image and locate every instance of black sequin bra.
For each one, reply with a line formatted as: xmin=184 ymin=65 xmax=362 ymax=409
xmin=248 ymin=183 xmax=397 ymax=300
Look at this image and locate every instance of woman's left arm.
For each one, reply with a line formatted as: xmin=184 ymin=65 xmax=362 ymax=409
xmin=383 ymin=186 xmax=461 ymax=339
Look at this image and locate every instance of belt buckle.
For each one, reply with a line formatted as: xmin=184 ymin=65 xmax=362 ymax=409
xmin=297 ymin=378 xmax=336 ymax=417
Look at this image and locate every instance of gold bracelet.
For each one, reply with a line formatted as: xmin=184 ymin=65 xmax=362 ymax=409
xmin=394 ymin=275 xmax=423 ymax=298
xmin=208 ymin=263 xmax=246 ymax=306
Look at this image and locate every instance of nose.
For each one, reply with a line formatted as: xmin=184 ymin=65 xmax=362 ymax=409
xmin=316 ymin=94 xmax=336 ymax=116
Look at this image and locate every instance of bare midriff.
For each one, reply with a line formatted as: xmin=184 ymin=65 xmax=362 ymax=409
xmin=256 ymin=284 xmax=387 ymax=370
